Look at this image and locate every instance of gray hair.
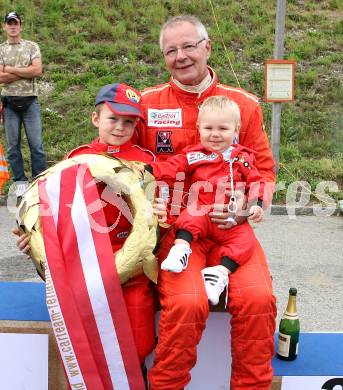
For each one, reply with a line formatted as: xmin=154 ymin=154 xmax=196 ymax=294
xmin=159 ymin=15 xmax=209 ymax=50
xmin=198 ymin=96 xmax=241 ymax=129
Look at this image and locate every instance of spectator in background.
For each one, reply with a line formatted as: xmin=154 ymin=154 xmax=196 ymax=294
xmin=0 ymin=11 xmax=46 ymax=197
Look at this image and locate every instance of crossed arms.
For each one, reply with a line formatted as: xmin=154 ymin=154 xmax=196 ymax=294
xmin=0 ymin=58 xmax=42 ymax=84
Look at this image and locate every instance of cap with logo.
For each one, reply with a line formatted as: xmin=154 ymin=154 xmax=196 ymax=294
xmin=4 ymin=12 xmax=21 ymax=23
xmin=95 ymin=83 xmax=143 ymax=119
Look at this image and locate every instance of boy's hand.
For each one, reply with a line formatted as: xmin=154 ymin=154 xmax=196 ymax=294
xmin=12 ymin=228 xmax=31 ymax=255
xmin=248 ymin=205 xmax=263 ymax=223
xmin=152 ymin=197 xmax=167 ymax=223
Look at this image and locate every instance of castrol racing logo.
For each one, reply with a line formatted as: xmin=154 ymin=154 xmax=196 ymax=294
xmin=148 ymin=109 xmax=182 ymax=127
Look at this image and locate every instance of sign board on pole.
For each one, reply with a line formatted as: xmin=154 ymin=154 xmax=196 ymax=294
xmin=265 ymin=59 xmax=295 ymax=102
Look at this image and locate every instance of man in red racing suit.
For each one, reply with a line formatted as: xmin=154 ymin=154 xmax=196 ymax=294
xmin=137 ymin=15 xmax=277 ymax=390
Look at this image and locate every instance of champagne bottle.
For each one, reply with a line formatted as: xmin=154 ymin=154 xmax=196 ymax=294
xmin=276 ymin=287 xmax=300 ymax=361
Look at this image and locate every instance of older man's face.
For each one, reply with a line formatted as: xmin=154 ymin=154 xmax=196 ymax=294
xmin=161 ymin=21 xmax=211 ymax=86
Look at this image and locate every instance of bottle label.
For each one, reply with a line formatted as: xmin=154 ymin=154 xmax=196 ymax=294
xmin=277 ymin=332 xmax=290 ymax=357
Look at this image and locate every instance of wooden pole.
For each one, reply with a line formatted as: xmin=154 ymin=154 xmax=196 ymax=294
xmin=271 ymin=0 xmax=287 ymax=174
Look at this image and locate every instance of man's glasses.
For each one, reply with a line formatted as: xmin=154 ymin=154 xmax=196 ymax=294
xmin=163 ymin=38 xmax=206 ymax=58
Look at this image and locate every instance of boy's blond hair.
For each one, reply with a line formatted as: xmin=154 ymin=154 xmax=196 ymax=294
xmin=198 ymin=95 xmax=241 ymax=130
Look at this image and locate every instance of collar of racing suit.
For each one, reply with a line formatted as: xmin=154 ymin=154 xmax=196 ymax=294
xmin=91 ymin=138 xmax=134 ymax=155
xmin=169 ymin=66 xmax=218 ymax=101
xmin=172 ymin=71 xmax=212 ymax=93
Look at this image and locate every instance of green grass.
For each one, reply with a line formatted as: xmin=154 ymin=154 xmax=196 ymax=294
xmin=0 ymin=0 xmax=342 ymax=203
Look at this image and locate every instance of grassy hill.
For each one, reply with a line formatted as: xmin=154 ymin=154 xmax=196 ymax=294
xmin=0 ymin=0 xmax=342 ymax=203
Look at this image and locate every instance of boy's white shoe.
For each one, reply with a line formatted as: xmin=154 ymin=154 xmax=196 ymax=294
xmin=161 ymin=244 xmax=192 ymax=273
xmin=201 ymin=266 xmax=229 ymax=306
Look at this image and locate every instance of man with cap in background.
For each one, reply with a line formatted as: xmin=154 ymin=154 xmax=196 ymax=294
xmin=0 ymin=11 xmax=46 ymax=197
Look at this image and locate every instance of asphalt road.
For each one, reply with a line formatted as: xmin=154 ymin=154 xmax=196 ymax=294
xmin=1 ymin=204 xmax=342 ymax=331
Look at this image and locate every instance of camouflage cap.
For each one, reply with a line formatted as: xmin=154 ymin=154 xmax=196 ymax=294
xmin=4 ymin=12 xmax=21 ymax=24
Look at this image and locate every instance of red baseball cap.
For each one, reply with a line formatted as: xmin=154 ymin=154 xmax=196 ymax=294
xmin=95 ymin=83 xmax=143 ymax=119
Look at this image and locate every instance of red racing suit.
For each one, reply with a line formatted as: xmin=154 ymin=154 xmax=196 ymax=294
xmin=149 ymin=143 xmax=264 ymax=268
xmin=138 ymin=68 xmax=277 ymax=390
xmin=67 ymin=138 xmax=156 ymax=363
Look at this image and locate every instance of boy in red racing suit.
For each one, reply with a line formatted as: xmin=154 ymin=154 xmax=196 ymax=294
xmin=146 ymin=97 xmax=265 ymax=307
xmin=15 ymin=83 xmax=166 ymax=387
xmin=63 ymin=83 xmax=166 ymax=386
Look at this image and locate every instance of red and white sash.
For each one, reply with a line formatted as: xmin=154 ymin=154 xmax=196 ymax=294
xmin=39 ymin=163 xmax=145 ymax=389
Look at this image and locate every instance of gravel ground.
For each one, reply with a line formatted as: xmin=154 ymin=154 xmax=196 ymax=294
xmin=1 ymin=205 xmax=342 ymax=331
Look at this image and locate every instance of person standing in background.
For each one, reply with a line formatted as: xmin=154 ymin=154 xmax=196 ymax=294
xmin=0 ymin=12 xmax=46 ymax=197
